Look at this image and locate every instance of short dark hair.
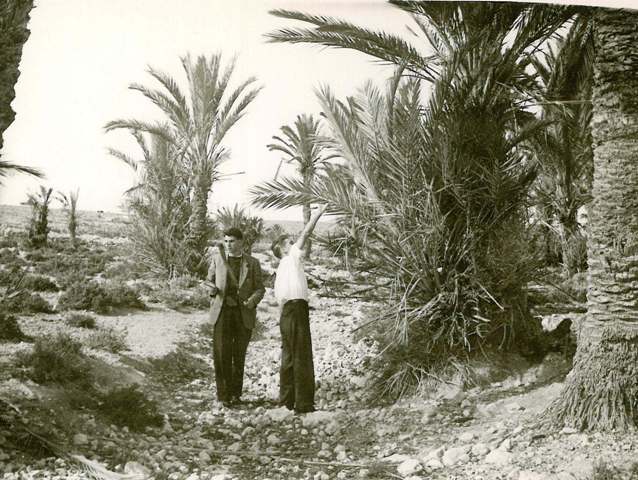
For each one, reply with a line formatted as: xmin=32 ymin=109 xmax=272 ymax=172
xmin=270 ymin=233 xmax=290 ymax=259
xmin=223 ymin=227 xmax=243 ymax=240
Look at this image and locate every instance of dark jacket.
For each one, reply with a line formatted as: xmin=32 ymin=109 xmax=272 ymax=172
xmin=207 ymin=252 xmax=265 ymax=329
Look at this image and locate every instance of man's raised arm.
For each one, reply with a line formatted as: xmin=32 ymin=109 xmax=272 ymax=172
xmin=294 ymin=204 xmax=328 ymax=253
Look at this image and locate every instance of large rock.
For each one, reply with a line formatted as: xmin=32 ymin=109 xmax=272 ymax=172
xmin=397 ymin=459 xmax=422 ymax=477
xmin=301 ymin=410 xmax=343 ymax=428
xmin=442 ymin=446 xmax=470 ymax=466
xmin=265 ymin=407 xmax=294 ymax=423
xmin=485 ymin=449 xmax=514 ymax=466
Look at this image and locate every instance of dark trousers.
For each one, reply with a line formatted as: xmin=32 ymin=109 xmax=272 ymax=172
xmin=279 ymin=299 xmax=315 ymax=411
xmin=213 ymin=305 xmax=252 ymax=401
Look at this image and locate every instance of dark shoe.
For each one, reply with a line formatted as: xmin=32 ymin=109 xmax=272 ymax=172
xmin=294 ymin=405 xmax=315 ymax=414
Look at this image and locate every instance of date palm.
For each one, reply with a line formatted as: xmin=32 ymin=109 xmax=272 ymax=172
xmin=528 ymin=15 xmax=594 ymax=274
xmin=0 ymin=0 xmax=34 ymax=151
xmin=57 ymin=189 xmax=80 ymax=247
xmin=266 ymin=114 xmax=337 ymax=256
xmin=106 ymin=53 xmax=261 ymax=275
xmin=547 ymin=8 xmax=638 ymax=431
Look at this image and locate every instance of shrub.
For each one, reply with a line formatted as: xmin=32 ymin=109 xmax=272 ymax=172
xmin=0 ymin=312 xmax=26 ymax=342
xmin=2 ymin=291 xmax=53 ymax=314
xmin=86 ymin=326 xmax=128 ymax=353
xmin=58 ymin=280 xmax=144 ymax=314
xmin=20 ymin=274 xmax=58 ymax=292
xmin=0 ymin=248 xmax=26 ymax=267
xmin=148 ymin=347 xmax=209 ymax=384
xmin=150 ymin=277 xmax=210 ymax=311
xmin=65 ymin=312 xmax=96 ymax=329
xmin=0 ymin=237 xmax=18 ymax=249
xmin=21 ymin=333 xmax=91 ymax=384
xmin=97 ymin=385 xmax=163 ymax=431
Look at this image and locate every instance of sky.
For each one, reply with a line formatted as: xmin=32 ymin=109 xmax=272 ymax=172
xmin=0 ymin=0 xmax=635 ymax=221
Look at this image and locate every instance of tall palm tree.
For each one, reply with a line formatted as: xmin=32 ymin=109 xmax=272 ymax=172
xmin=528 ymin=16 xmax=594 ymax=274
xmin=0 ymin=0 xmax=34 ymax=151
xmin=548 ymin=8 xmax=638 ymax=431
xmin=265 ymin=114 xmax=337 ymax=256
xmin=106 ymin=53 xmax=261 ymax=275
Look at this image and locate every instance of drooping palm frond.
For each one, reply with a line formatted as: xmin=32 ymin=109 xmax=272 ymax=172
xmin=267 ymin=9 xmax=437 ymax=81
xmin=0 ymin=159 xmax=43 ymax=183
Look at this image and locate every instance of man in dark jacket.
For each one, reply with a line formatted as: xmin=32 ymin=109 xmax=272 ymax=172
xmin=207 ymin=227 xmax=265 ymax=407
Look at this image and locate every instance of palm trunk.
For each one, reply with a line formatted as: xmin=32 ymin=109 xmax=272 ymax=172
xmin=187 ymin=170 xmax=213 ymax=276
xmin=548 ymin=8 xmax=638 ymax=431
xmin=302 ymin=172 xmax=312 ymax=257
xmin=0 ymin=0 xmax=34 ymax=150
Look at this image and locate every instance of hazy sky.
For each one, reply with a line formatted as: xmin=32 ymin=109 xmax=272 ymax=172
xmin=0 ymin=0 xmax=633 ymax=221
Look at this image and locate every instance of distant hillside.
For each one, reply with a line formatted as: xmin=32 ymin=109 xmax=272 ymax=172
xmin=0 ymin=205 xmax=335 ymax=239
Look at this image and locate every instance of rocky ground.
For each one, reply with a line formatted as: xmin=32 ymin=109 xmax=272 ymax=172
xmin=3 ymin=279 xmax=638 ymax=480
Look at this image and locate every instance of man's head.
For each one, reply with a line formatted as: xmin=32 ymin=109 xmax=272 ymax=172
xmin=223 ymin=227 xmax=244 ymax=257
xmin=271 ymin=233 xmax=294 ymax=259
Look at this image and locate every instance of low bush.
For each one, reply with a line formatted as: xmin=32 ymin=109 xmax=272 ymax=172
xmin=148 ymin=347 xmax=209 ymax=384
xmin=58 ymin=280 xmax=144 ymax=314
xmin=65 ymin=312 xmax=97 ymax=329
xmin=2 ymin=291 xmax=53 ymax=314
xmin=0 ymin=237 xmax=18 ymax=249
xmin=0 ymin=248 xmax=26 ymax=267
xmin=0 ymin=312 xmax=26 ymax=342
xmin=86 ymin=326 xmax=128 ymax=353
xmin=18 ymin=273 xmax=58 ymax=292
xmin=150 ymin=279 xmax=210 ymax=311
xmin=97 ymin=385 xmax=163 ymax=431
xmin=21 ymin=333 xmax=91 ymax=385
xmin=102 ymin=259 xmax=144 ymax=280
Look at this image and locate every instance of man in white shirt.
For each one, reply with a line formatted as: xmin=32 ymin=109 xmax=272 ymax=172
xmin=271 ymin=204 xmax=327 ymax=414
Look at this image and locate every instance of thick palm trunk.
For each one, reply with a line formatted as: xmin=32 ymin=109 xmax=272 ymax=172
xmin=187 ymin=171 xmax=213 ymax=276
xmin=548 ymin=8 xmax=638 ymax=431
xmin=0 ymin=0 xmax=34 ymax=150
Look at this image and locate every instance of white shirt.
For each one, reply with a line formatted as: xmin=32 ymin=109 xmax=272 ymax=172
xmin=274 ymin=244 xmax=308 ymax=304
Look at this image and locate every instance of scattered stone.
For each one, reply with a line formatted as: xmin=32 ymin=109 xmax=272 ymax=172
xmin=425 ymin=458 xmax=444 ymax=470
xmin=561 ymin=427 xmax=579 ymax=435
xmin=266 ymin=407 xmax=294 ymax=422
xmin=267 ymin=434 xmax=281 ymax=446
xmin=485 ymin=449 xmax=514 ymax=466
xmin=384 ymin=453 xmax=413 ymax=464
xmin=458 ymin=431 xmax=475 ymax=442
xmin=518 ymin=470 xmax=548 ymax=480
xmin=471 ymin=443 xmax=491 ymax=456
xmin=397 ymin=458 xmax=422 ymax=477
xmin=72 ymin=433 xmax=88 ymax=446
xmin=442 ymin=446 xmax=470 ymax=466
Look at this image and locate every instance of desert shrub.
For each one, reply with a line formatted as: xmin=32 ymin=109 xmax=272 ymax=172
xmin=0 ymin=237 xmax=18 ymax=249
xmin=0 ymin=312 xmax=26 ymax=342
xmin=24 ymin=250 xmax=47 ymax=262
xmin=0 ymin=248 xmax=26 ymax=267
xmin=97 ymin=385 xmax=163 ymax=431
xmin=21 ymin=333 xmax=91 ymax=384
xmin=592 ymin=460 xmax=638 ymax=480
xmin=20 ymin=274 xmax=58 ymax=292
xmin=148 ymin=347 xmax=209 ymax=384
xmin=102 ymin=259 xmax=144 ymax=280
xmin=65 ymin=312 xmax=96 ymax=329
xmin=150 ymin=277 xmax=210 ymax=311
xmin=37 ymin=248 xmax=114 ymax=282
xmin=86 ymin=326 xmax=128 ymax=353
xmin=58 ymin=280 xmax=144 ymax=314
xmin=2 ymin=291 xmax=53 ymax=314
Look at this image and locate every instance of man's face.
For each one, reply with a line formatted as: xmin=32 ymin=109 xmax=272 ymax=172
xmin=224 ymin=235 xmax=243 ymax=256
xmin=280 ymin=237 xmax=294 ymax=257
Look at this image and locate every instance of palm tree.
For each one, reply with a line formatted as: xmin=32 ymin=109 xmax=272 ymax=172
xmin=109 ymin=129 xmax=193 ymax=277
xmin=548 ymin=8 xmax=638 ymax=431
xmin=528 ymin=16 xmax=594 ymax=275
xmin=106 ymin=53 xmax=261 ymax=275
xmin=26 ymin=186 xmax=53 ymax=248
xmin=0 ymin=0 xmax=34 ymax=151
xmin=265 ymin=114 xmax=337 ymax=256
xmin=57 ymin=189 xmax=80 ymax=248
